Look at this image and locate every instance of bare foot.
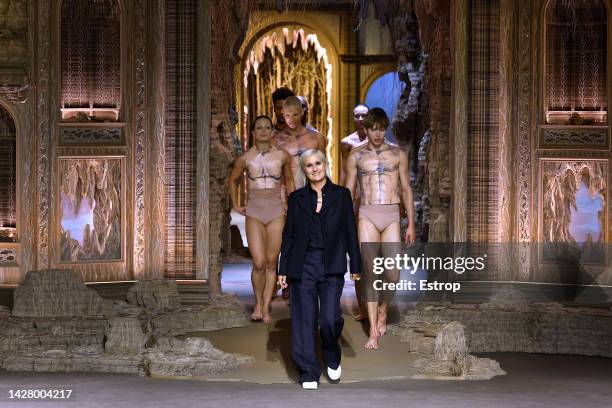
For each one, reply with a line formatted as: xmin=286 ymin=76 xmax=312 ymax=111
xmin=377 ymin=306 xmax=387 ymax=336
xmin=262 ymin=303 xmax=273 ymax=324
xmin=365 ymin=329 xmax=379 ymax=350
xmin=354 ymin=313 xmax=367 ymax=321
xmin=251 ymin=305 xmax=263 ymax=321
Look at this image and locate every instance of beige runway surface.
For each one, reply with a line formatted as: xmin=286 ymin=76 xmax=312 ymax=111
xmin=187 ymin=297 xmax=419 ymax=384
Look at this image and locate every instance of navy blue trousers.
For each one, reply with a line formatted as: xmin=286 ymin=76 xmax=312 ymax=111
xmin=290 ymin=249 xmax=344 ymax=383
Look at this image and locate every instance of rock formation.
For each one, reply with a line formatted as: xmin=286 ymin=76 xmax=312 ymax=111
xmin=392 ymin=299 xmax=612 ymax=359
xmin=104 ymin=317 xmax=149 ymax=354
xmin=126 ymin=279 xmax=182 ymax=312
xmin=388 ymin=314 xmax=505 ymax=380
xmin=143 ymin=337 xmax=255 ymax=377
xmin=1 ymin=271 xmax=252 ymax=377
xmin=12 ymin=270 xmax=106 ymax=317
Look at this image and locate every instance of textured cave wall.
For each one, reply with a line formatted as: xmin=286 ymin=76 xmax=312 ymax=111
xmin=412 ymin=0 xmax=452 ymax=242
xmin=208 ymin=1 xmax=250 ymax=298
xmin=366 ymin=0 xmax=452 ymax=241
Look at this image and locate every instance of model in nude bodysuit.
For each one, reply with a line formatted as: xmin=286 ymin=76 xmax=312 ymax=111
xmin=340 ymin=104 xmax=369 ymax=186
xmin=339 ymin=104 xmax=369 ymax=321
xmin=229 ymin=116 xmax=295 ymax=323
xmin=274 ymin=96 xmax=327 ymax=189
xmin=344 ymin=108 xmax=416 ymax=350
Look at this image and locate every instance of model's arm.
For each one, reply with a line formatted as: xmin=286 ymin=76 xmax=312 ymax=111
xmin=316 ymin=131 xmax=327 ymax=155
xmin=228 ymin=155 xmax=246 ymax=215
xmin=278 ymin=193 xmax=296 ymax=284
xmin=398 ymin=150 xmax=416 ymax=244
xmin=344 ymin=151 xmax=358 ymax=201
xmin=339 ymin=141 xmax=351 ymax=186
xmin=282 ymin=151 xmax=295 ymax=194
xmin=343 ymin=189 xmax=361 ymax=276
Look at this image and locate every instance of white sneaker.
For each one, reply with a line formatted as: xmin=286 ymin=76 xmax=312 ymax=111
xmin=327 ymin=365 xmax=341 ymax=381
xmin=302 ymin=381 xmax=318 ymax=390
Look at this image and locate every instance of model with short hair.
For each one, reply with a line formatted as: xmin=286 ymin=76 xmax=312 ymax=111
xmin=278 ymin=148 xmax=360 ymax=389
xmin=275 ymin=96 xmax=327 ymax=189
xmin=344 ymin=107 xmax=416 ymax=350
xmin=340 ymin=103 xmax=369 ymax=321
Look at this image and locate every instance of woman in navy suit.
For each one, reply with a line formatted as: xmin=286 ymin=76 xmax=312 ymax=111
xmin=277 ymin=149 xmax=361 ymax=390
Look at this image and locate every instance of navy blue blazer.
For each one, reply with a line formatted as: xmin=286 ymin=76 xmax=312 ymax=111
xmin=278 ymin=181 xmax=361 ymax=279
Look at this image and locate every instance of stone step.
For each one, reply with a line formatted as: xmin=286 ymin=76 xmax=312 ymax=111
xmin=2 ymin=280 xmax=211 ymax=311
xmin=177 ymin=282 xmax=209 ymax=305
xmin=0 ymin=334 xmax=104 ymax=352
xmin=87 ymin=282 xmax=135 ymax=301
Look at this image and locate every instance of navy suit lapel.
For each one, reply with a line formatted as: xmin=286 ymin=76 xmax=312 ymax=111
xmin=297 ymin=188 xmax=314 ymax=218
xmin=320 ymin=184 xmax=340 ymax=216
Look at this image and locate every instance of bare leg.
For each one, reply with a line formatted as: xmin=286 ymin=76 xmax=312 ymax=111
xmin=377 ymin=222 xmax=401 ymax=336
xmin=246 ymin=216 xmax=267 ymax=321
xmin=263 ymin=216 xmax=285 ymax=324
xmin=359 ymin=217 xmax=382 ymax=349
xmin=352 ymin=206 xmax=367 ymax=320
xmin=365 ymin=301 xmax=379 ymax=350
xmin=354 ymin=281 xmax=367 ymax=321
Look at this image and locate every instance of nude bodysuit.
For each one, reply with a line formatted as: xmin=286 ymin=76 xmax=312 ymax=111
xmin=354 ymin=143 xmax=402 ymax=232
xmin=245 ymin=148 xmax=285 ymax=225
xmin=276 ymin=128 xmax=323 ymax=189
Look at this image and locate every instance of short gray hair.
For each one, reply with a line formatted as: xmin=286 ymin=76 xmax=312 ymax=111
xmin=297 ymin=149 xmax=330 ymax=187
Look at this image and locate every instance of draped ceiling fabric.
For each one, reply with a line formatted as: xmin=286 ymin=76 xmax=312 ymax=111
xmin=245 ymin=29 xmax=330 ymax=146
xmin=165 ymin=0 xmax=197 ymax=279
xmin=546 ymin=0 xmax=607 ymax=115
xmin=467 ymin=0 xmax=500 ymax=245
xmin=0 ymin=107 xmax=16 ymax=231
xmin=61 ymin=0 xmax=121 ymax=110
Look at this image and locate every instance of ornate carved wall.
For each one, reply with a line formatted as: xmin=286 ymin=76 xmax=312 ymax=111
xmin=0 ymin=0 xmax=175 ymax=284
xmin=448 ymin=0 xmax=612 ymax=286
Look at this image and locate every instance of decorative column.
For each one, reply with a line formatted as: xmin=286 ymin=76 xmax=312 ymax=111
xmin=498 ymin=0 xmax=514 ymax=244
xmin=450 ymin=0 xmax=468 ymax=242
xmin=35 ymin=0 xmax=52 ymax=269
xmin=133 ymin=0 xmax=147 ymax=278
xmin=498 ymin=0 xmax=515 ymax=280
xmin=145 ymin=0 xmax=166 ymax=278
xmin=516 ymin=0 xmax=535 ymax=280
xmin=196 ymin=0 xmax=210 ymax=281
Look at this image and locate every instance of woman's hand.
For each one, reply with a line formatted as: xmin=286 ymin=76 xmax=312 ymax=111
xmin=277 ymin=275 xmax=288 ymax=289
xmin=350 ymin=274 xmax=361 ymax=281
xmin=233 ymin=206 xmax=246 ymax=216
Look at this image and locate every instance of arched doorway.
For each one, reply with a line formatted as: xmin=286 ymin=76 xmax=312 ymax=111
xmin=242 ymin=27 xmax=333 ymax=158
xmin=237 ymin=18 xmax=342 ymax=177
